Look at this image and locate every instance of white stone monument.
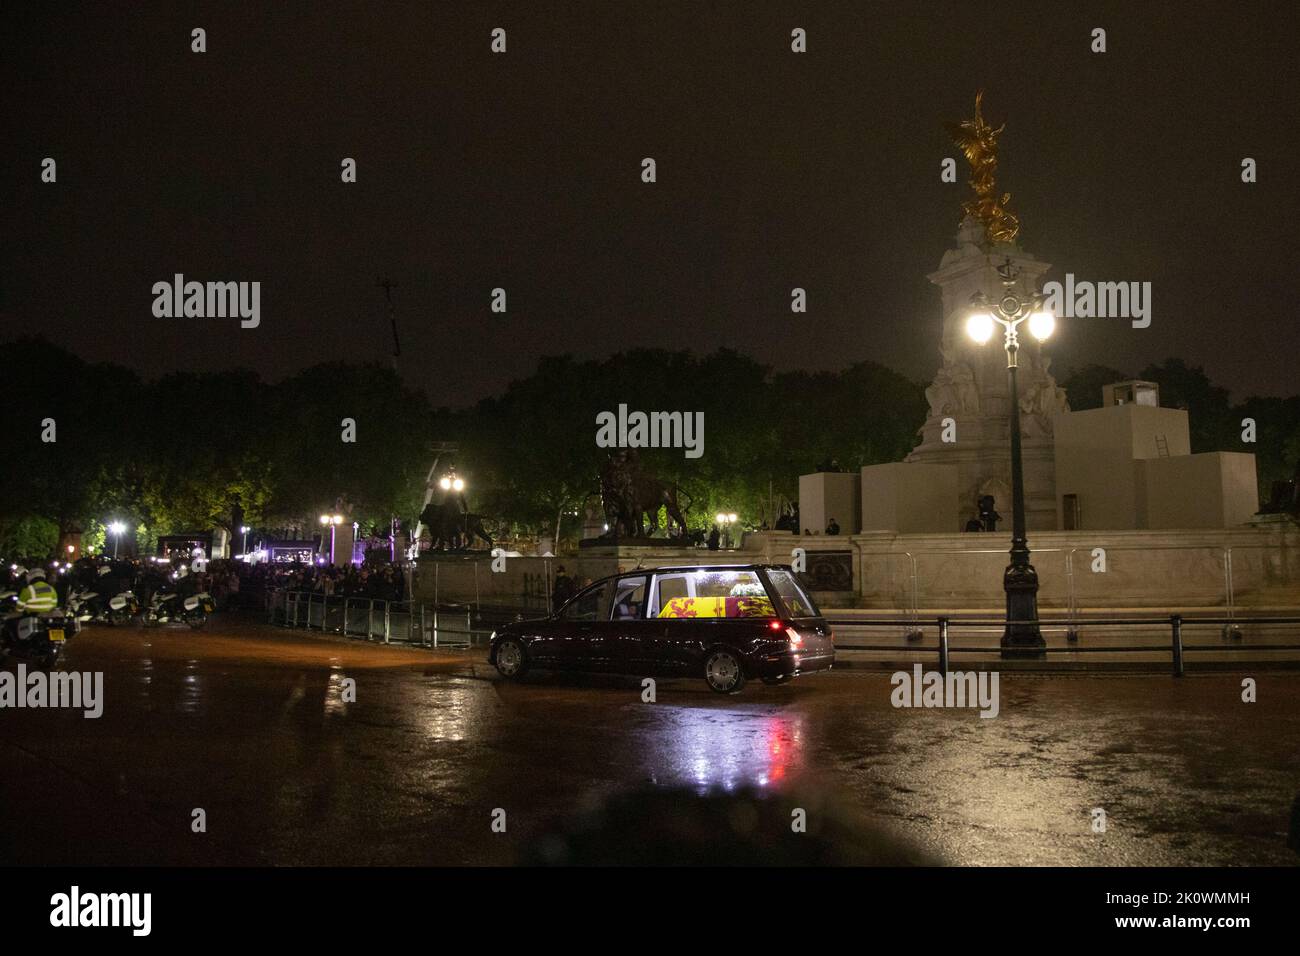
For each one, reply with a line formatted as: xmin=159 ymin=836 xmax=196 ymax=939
xmin=905 ymin=217 xmax=1068 ymax=530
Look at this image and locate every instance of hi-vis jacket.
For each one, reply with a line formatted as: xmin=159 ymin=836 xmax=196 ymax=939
xmin=16 ymin=581 xmax=58 ymax=613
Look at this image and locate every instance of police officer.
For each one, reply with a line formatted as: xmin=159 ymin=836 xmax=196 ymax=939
xmin=3 ymin=566 xmax=59 ymax=646
xmin=15 ymin=567 xmax=57 ymax=614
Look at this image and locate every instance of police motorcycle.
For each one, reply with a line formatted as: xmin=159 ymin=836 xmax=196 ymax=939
xmin=142 ymin=566 xmax=213 ymax=630
xmin=66 ymin=585 xmax=105 ymax=623
xmin=144 ymin=590 xmax=214 ymax=628
xmin=176 ymin=589 xmax=215 ymax=629
xmin=1 ymin=569 xmax=80 ymax=669
xmin=68 ymin=567 xmax=139 ymax=625
xmin=1 ymin=612 xmax=78 ymax=668
xmin=73 ymin=588 xmax=140 ymax=625
xmin=141 ymin=588 xmax=178 ymax=626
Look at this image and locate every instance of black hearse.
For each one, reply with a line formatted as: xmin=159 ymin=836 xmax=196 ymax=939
xmin=488 ymin=564 xmax=834 ymax=693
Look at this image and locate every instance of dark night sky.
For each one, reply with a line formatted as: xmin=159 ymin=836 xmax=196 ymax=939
xmin=4 ymin=1 xmax=1297 ymax=406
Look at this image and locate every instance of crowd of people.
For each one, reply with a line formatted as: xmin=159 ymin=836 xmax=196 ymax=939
xmin=255 ymin=561 xmax=407 ymax=602
xmin=1 ymin=554 xmax=409 ymax=613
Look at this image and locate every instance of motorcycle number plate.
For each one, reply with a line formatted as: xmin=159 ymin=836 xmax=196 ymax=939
xmin=49 ymin=629 xmax=66 ymax=642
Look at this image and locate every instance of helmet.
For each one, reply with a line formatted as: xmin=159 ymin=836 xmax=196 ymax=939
xmin=27 ymin=568 xmax=46 ymax=582
xmin=12 ymin=566 xmax=27 ymax=578
xmin=98 ymin=566 xmax=111 ymax=576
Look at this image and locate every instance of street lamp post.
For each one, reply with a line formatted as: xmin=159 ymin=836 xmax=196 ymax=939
xmin=438 ymin=472 xmax=469 ymax=549
xmin=108 ymin=521 xmax=127 ymax=559
xmin=319 ymin=514 xmax=343 ymax=565
xmin=240 ymin=525 xmax=250 ymax=557
xmin=965 ymin=258 xmax=1056 ymax=657
xmin=714 ymin=512 xmax=738 ymax=549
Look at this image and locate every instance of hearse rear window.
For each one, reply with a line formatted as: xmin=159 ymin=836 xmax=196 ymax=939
xmin=654 ymin=569 xmax=776 ymax=619
xmin=766 ymin=569 xmax=820 ymax=617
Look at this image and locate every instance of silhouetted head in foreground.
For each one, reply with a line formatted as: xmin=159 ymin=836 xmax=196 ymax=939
xmin=521 ymin=784 xmax=939 ymax=866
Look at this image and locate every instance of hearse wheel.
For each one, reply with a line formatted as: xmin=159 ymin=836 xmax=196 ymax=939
xmin=495 ymin=639 xmax=529 ymax=679
xmin=704 ymin=649 xmax=746 ymax=694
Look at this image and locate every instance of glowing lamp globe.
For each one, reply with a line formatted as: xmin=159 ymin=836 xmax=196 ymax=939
xmin=1028 ymin=310 xmax=1055 ymax=341
xmin=966 ymin=312 xmax=995 ymax=344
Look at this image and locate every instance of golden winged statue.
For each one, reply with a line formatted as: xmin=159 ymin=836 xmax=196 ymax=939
xmin=945 ymin=90 xmax=1020 ymax=244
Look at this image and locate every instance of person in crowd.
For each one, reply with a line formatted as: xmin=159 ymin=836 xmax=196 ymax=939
xmin=551 ymin=566 xmax=575 ymax=609
xmin=14 ymin=567 xmax=58 ymax=614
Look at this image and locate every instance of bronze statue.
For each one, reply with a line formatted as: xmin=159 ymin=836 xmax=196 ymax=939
xmin=946 ymin=90 xmax=1020 ymax=244
xmin=600 ymin=450 xmax=637 ymax=536
xmin=419 ymin=494 xmax=493 ymax=551
xmin=599 ymin=450 xmax=691 ymax=539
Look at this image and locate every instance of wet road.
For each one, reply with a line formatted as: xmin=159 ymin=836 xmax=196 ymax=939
xmin=2 ymin=617 xmax=1298 ymax=866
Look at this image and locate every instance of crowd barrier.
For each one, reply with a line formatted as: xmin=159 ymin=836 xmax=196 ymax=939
xmin=267 ymin=589 xmax=494 ymax=647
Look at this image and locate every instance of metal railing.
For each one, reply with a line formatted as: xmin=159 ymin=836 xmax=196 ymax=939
xmin=823 ymin=614 xmax=1300 ymax=676
xmin=266 ymin=590 xmax=494 ymax=648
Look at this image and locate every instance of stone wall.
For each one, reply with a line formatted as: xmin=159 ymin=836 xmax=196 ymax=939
xmin=836 ymin=526 xmax=1300 ymax=612
xmin=413 ymin=525 xmax=1300 ymax=615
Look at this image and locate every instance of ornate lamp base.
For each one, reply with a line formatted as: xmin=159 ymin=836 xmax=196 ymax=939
xmin=1001 ymin=560 xmax=1046 ymax=657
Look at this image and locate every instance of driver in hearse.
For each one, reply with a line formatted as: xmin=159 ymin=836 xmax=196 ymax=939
xmin=613 ymin=590 xmax=641 ymax=620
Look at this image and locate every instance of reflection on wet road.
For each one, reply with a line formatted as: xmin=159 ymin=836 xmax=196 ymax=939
xmin=1 ymin=618 xmax=1297 ymax=865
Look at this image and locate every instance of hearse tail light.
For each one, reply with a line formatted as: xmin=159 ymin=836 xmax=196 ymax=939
xmin=785 ymin=626 xmax=803 ymax=649
xmin=768 ymin=619 xmax=783 ymax=631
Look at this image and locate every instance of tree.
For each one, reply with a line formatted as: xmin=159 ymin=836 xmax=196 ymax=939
xmin=1057 ymin=363 xmax=1131 ymax=411
xmin=0 ymin=338 xmax=142 ymax=556
xmin=1139 ymin=359 xmax=1234 ymax=453
xmin=264 ymin=362 xmax=435 ymax=531
xmin=1235 ymin=395 xmax=1300 ymax=502
xmin=455 ymin=349 xmax=926 ymax=539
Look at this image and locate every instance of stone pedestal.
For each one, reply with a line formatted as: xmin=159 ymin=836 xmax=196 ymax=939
xmin=861 ymin=462 xmax=959 ymax=533
xmin=798 ymin=472 xmax=860 ymax=535
xmin=906 ymin=218 xmax=1068 ymax=531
